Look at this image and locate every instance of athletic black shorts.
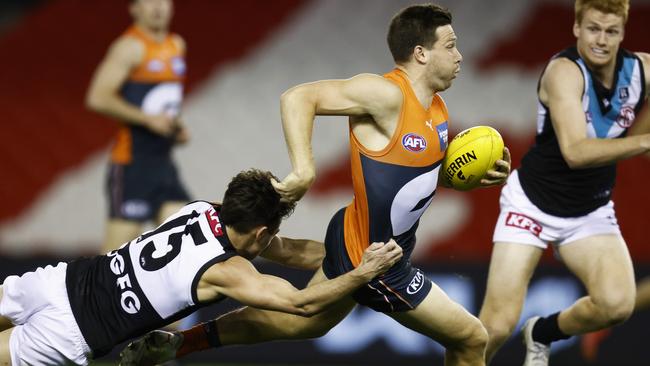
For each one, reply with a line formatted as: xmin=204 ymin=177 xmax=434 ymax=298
xmin=106 ymin=158 xmax=190 ymax=222
xmin=322 ymin=208 xmax=432 ymax=313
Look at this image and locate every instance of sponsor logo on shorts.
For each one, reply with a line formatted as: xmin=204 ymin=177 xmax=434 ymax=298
xmin=506 ymin=212 xmax=542 ymax=237
xmin=616 ymin=106 xmax=635 ymax=128
xmin=437 ymin=121 xmax=449 ymax=151
xmin=402 ymin=133 xmax=427 ymax=152
xmin=406 ymin=270 xmax=425 ymax=295
xmin=122 ymin=200 xmax=151 ymax=219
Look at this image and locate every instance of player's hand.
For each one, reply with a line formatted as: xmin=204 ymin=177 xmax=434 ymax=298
xmin=271 ymin=170 xmax=315 ymax=202
xmin=145 ymin=114 xmax=176 ymax=137
xmin=119 ymin=330 xmax=183 ymax=366
xmin=480 ymin=147 xmax=511 ymax=187
xmin=173 ymin=120 xmax=190 ymax=144
xmin=357 ymin=239 xmax=403 ymax=280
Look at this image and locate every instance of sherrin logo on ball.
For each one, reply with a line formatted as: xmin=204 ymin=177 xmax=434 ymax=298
xmin=402 ymin=133 xmax=427 ymax=152
xmin=442 ymin=126 xmax=504 ymax=191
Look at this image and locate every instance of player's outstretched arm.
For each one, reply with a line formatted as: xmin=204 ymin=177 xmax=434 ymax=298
xmin=272 ymin=74 xmax=402 ymax=202
xmin=542 ymin=58 xmax=650 ymax=168
xmin=119 ymin=240 xmax=402 ymax=365
xmin=209 ymin=239 xmax=401 ymax=316
xmin=259 ymin=236 xmax=325 ymax=271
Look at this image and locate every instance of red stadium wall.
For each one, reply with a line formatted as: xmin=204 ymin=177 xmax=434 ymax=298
xmin=0 ymin=0 xmax=307 ymax=222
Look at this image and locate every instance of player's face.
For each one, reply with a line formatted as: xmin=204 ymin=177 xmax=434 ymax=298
xmin=425 ymin=25 xmax=463 ymax=92
xmin=573 ymin=8 xmax=624 ymax=69
xmin=131 ymin=0 xmax=173 ymax=31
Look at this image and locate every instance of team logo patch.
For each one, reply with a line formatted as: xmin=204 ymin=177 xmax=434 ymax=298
xmin=505 ymin=212 xmax=542 ymax=237
xmin=618 ymin=86 xmax=629 ymax=101
xmin=147 ymin=59 xmax=165 ymax=72
xmin=171 ymin=57 xmax=186 ymax=76
xmin=402 ymin=133 xmax=427 ymax=152
xmin=616 ymin=106 xmax=635 ymax=128
xmin=406 ymin=270 xmax=425 ymax=295
xmin=121 ymin=200 xmax=151 ymax=219
xmin=437 ymin=121 xmax=449 ymax=151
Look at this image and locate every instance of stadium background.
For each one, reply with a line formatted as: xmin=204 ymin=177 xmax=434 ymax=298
xmin=0 ymin=0 xmax=648 ymax=365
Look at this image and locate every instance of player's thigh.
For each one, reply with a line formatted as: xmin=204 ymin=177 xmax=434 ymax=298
xmin=103 ymin=219 xmax=143 ymax=253
xmin=480 ymin=242 xmax=543 ymax=318
xmin=157 ymin=201 xmax=187 ymax=225
xmin=0 ymin=328 xmax=13 ymax=366
xmin=389 ymin=282 xmax=481 ymax=347
xmin=559 ymin=234 xmax=635 ymax=303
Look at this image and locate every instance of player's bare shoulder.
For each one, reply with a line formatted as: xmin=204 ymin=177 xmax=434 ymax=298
xmin=349 ymin=73 xmax=402 ymax=113
xmin=107 ymin=34 xmax=145 ymax=66
xmin=170 ymin=33 xmax=186 ymax=54
xmin=196 ymin=256 xmax=253 ymax=302
xmin=539 ymin=57 xmax=583 ymax=105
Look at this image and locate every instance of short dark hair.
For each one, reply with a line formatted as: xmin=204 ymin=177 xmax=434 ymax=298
xmin=220 ymin=169 xmax=296 ymax=234
xmin=387 ymin=4 xmax=452 ymax=64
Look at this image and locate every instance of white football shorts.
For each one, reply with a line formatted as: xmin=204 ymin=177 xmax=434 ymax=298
xmin=0 ymin=262 xmax=91 ymax=365
xmin=493 ymin=170 xmax=622 ymax=249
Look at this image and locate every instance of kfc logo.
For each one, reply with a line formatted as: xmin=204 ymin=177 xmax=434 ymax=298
xmin=506 ymin=212 xmax=542 ymax=237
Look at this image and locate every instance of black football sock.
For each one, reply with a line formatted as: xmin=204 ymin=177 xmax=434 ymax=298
xmin=531 ymin=312 xmax=571 ymax=345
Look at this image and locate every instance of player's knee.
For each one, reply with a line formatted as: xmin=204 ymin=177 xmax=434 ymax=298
xmin=480 ymin=307 xmax=519 ymax=342
xmin=483 ymin=318 xmax=517 ymax=345
xmin=594 ymin=290 xmax=635 ymax=326
xmin=602 ymin=298 xmax=634 ymax=326
xmin=456 ymin=317 xmax=488 ymax=351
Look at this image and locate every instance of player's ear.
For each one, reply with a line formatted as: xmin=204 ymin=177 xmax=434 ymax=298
xmin=413 ymin=45 xmax=427 ymax=64
xmin=254 ymin=226 xmax=269 ymax=241
xmin=573 ymin=21 xmax=580 ymax=39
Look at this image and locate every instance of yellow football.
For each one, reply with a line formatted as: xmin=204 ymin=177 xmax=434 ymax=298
xmin=442 ymin=126 xmax=504 ymax=191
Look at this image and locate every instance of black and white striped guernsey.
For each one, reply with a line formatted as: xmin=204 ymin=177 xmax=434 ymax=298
xmin=65 ymin=201 xmax=236 ymax=358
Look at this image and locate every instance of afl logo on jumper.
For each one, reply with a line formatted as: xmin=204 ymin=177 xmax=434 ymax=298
xmin=616 ymin=106 xmax=635 ymax=128
xmin=147 ymin=59 xmax=165 ymax=73
xmin=407 ymin=270 xmax=425 ymax=295
xmin=402 ymin=133 xmax=427 ymax=152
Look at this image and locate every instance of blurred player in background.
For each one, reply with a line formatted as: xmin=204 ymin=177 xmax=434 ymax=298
xmin=0 ymin=169 xmax=402 ymax=365
xmin=86 ymin=0 xmax=191 ymax=253
xmin=478 ymin=1 xmax=650 ymax=365
xmin=122 ymin=4 xmax=510 ymax=366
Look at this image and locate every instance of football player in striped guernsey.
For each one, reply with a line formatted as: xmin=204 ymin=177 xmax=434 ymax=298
xmin=0 ymin=169 xmax=402 ymax=365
